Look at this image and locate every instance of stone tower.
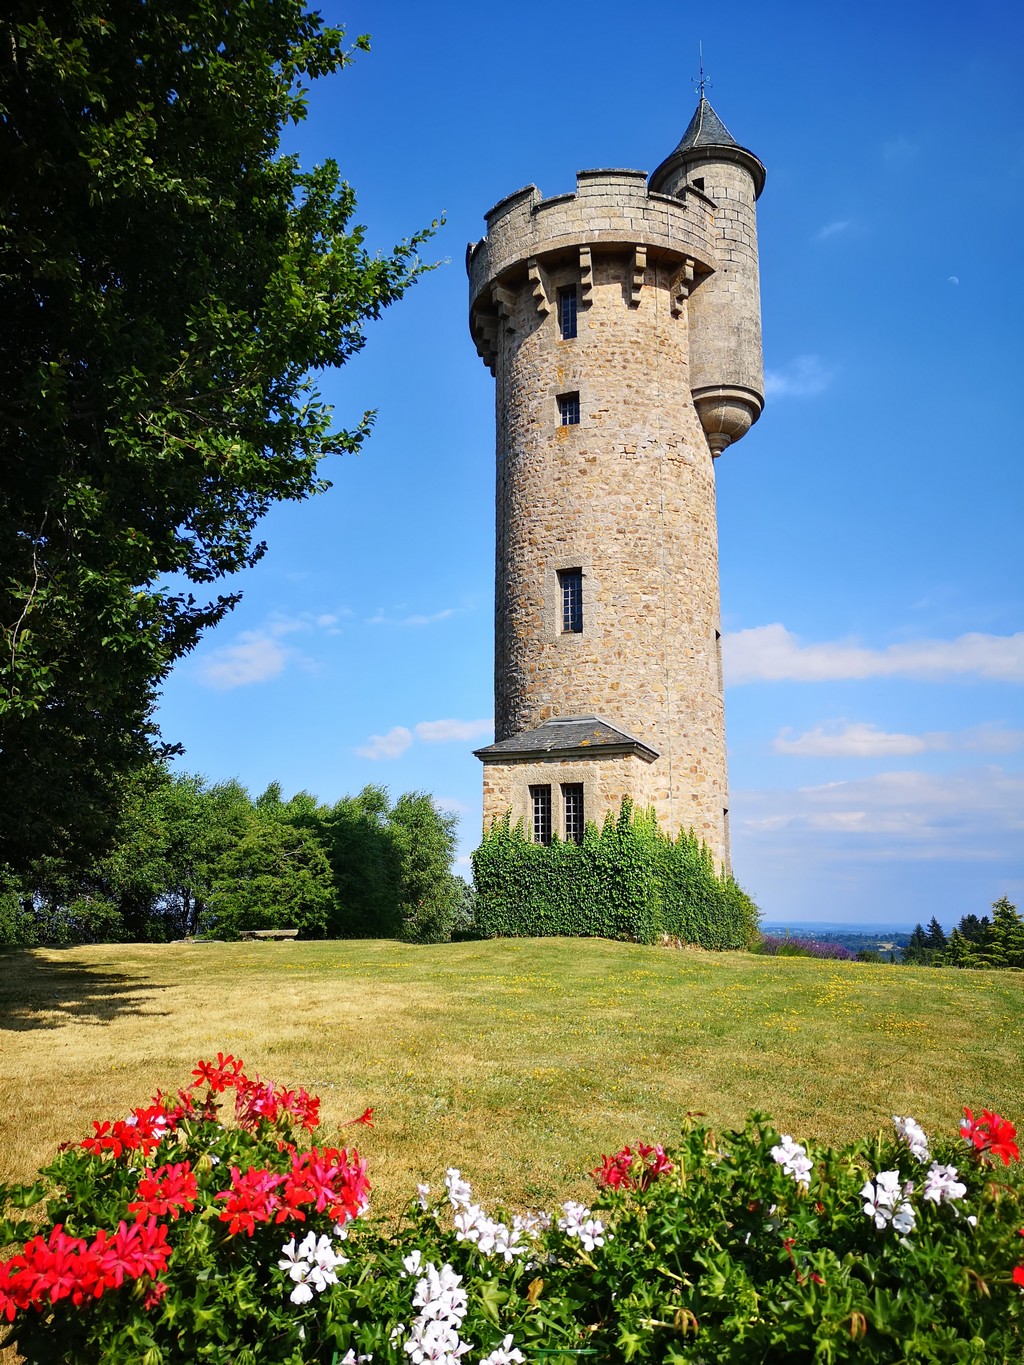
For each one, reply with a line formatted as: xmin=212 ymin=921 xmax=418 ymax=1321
xmin=469 ymin=98 xmax=765 ymax=871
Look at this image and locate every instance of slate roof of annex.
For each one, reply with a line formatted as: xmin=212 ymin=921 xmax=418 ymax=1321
xmin=474 ymin=716 xmax=659 ymax=762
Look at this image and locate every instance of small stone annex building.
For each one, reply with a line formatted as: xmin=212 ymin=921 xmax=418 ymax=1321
xmin=468 ymin=96 xmax=765 ymax=873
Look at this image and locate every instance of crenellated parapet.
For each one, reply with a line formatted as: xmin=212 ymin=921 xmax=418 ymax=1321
xmin=467 ymin=169 xmax=717 ymax=375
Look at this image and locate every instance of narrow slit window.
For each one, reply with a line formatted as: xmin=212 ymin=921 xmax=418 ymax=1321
xmin=559 ymin=568 xmax=583 ymax=633
xmin=558 ymin=286 xmax=578 ymax=340
xmin=557 ymin=391 xmax=579 ymax=426
xmin=530 ymin=785 xmax=552 ymax=845
xmin=563 ymin=784 xmax=584 ymax=845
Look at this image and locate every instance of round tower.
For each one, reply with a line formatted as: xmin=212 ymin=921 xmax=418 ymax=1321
xmin=469 ymin=101 xmax=765 ymax=870
xmin=649 ymin=97 xmax=766 ymax=455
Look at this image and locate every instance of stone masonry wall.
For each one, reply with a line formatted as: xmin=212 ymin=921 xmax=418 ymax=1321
xmin=486 ymin=228 xmax=729 ymax=866
xmin=481 ymin=752 xmax=655 ymax=843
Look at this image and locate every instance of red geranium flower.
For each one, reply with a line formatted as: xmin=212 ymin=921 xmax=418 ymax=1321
xmin=960 ymin=1107 xmax=1020 ymax=1165
xmin=191 ymin=1052 xmax=246 ymax=1093
xmin=215 ymin=1165 xmax=287 ymax=1236
xmin=593 ymin=1141 xmax=673 ymax=1192
xmin=128 ymin=1161 xmax=198 ymax=1221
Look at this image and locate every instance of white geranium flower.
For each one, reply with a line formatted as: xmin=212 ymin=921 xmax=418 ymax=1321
xmin=480 ymin=1334 xmax=526 ymax=1365
xmin=417 ymin=1183 xmax=431 ymax=1210
xmin=444 ymin=1168 xmax=473 ymax=1211
xmin=401 ymin=1250 xmax=424 ymax=1278
xmin=862 ymin=1169 xmax=916 ymax=1235
xmin=922 ymin=1162 xmax=967 ymax=1204
xmin=770 ymin=1135 xmax=813 ymax=1187
xmin=893 ymin=1115 xmax=931 ymax=1162
xmin=558 ymin=1200 xmax=608 ymax=1250
xmin=891 ymin=1200 xmax=916 ymax=1234
xmin=289 ymin=1280 xmax=314 ymax=1305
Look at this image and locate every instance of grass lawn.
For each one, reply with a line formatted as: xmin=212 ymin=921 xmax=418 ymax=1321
xmin=1 ymin=938 xmax=1022 ymax=1215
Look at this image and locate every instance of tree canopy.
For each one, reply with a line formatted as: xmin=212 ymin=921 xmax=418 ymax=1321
xmin=0 ymin=772 xmax=465 ymax=946
xmin=0 ymin=2 xmax=436 ymax=872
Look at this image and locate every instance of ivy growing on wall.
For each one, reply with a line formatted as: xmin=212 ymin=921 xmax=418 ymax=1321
xmin=472 ymin=799 xmax=759 ymax=948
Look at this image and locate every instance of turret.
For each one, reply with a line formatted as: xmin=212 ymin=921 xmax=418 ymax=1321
xmin=649 ymin=97 xmax=766 ymax=456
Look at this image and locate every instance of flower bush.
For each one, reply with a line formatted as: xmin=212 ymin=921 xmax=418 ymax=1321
xmin=1 ymin=1058 xmax=1022 ymax=1363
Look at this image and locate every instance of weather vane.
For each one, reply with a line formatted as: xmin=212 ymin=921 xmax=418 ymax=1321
xmin=693 ymin=42 xmax=711 ymax=99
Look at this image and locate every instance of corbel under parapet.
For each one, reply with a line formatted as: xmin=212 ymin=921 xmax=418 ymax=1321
xmin=630 ymin=246 xmax=647 ymax=307
xmin=491 ymin=283 xmax=517 ymax=330
xmin=527 ymin=258 xmax=550 ymax=316
xmin=670 ymin=258 xmax=696 ymax=317
xmin=579 ymin=246 xmax=594 ymax=307
xmin=472 ymin=312 xmax=500 ymax=373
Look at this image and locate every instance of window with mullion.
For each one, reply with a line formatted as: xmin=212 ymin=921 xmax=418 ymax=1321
xmin=558 ymin=286 xmax=577 ymax=340
xmin=558 ymin=568 xmax=583 ymax=633
xmin=530 ymin=784 xmax=552 ymax=845
xmin=563 ymin=784 xmax=584 ymax=845
xmin=557 ymin=391 xmax=580 ymax=426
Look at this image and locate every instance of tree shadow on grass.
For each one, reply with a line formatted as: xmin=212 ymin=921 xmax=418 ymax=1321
xmin=0 ymin=952 xmax=171 ymax=1031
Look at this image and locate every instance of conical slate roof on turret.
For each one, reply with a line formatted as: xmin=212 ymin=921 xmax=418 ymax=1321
xmin=649 ymin=95 xmax=766 ymax=199
xmin=674 ymin=96 xmax=739 ymax=153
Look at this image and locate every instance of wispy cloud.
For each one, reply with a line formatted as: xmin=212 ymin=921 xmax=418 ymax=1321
xmin=735 ymin=766 xmax=1024 ymax=862
xmin=772 ymin=721 xmax=1024 ymax=758
xmin=725 ymin=624 xmax=1024 ymax=685
xmin=814 ymin=219 xmax=851 ymax=242
xmin=367 ymin=607 xmax=456 ymax=627
xmin=762 ymin=355 xmax=836 ymax=398
xmin=415 ymin=718 xmax=493 ymax=744
xmin=197 ymin=632 xmax=291 ymax=690
xmin=355 ymin=716 xmax=492 ymax=760
xmin=194 ymin=609 xmax=350 ymax=690
xmin=355 ymin=726 xmax=414 ymax=760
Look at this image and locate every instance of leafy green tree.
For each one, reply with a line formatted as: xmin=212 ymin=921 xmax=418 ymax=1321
xmin=0 ymin=2 xmax=436 ymax=875
xmin=389 ymin=792 xmax=461 ymax=944
xmin=204 ymin=813 xmax=336 ymax=939
xmin=323 ymin=786 xmax=403 ymax=938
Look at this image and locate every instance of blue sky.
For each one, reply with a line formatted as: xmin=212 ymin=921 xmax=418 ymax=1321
xmin=156 ymin=0 xmax=1024 ymax=929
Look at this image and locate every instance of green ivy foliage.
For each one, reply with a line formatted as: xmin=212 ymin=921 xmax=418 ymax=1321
xmin=472 ymin=799 xmax=759 ymax=949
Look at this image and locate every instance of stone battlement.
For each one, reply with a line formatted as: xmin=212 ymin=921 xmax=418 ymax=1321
xmin=467 ymin=169 xmax=717 ymax=315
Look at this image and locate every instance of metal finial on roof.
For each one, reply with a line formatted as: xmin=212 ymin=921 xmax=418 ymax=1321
xmin=692 ymin=41 xmax=712 ymax=100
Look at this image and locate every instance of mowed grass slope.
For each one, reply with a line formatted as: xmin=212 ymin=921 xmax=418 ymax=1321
xmin=1 ymin=939 xmax=1022 ymax=1213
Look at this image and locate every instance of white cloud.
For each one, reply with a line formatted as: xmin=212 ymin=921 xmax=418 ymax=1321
xmin=197 ymin=632 xmax=290 ymax=690
xmin=355 ymin=716 xmax=492 ymax=760
xmin=367 ymin=607 xmax=456 ymax=627
xmin=773 ymin=721 xmax=1024 ymax=758
xmin=734 ymin=767 xmax=1024 ymax=862
xmin=762 ymin=355 xmax=835 ymax=398
xmin=815 ymin=220 xmax=851 ymax=241
xmin=725 ymin=624 xmax=1024 ymax=685
xmin=193 ymin=609 xmax=352 ymax=688
xmin=355 ymin=726 xmax=414 ymax=761
xmin=415 ymin=718 xmax=493 ymax=744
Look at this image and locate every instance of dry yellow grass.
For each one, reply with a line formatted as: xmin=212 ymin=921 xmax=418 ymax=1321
xmin=2 ymin=938 xmax=1023 ymax=1217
